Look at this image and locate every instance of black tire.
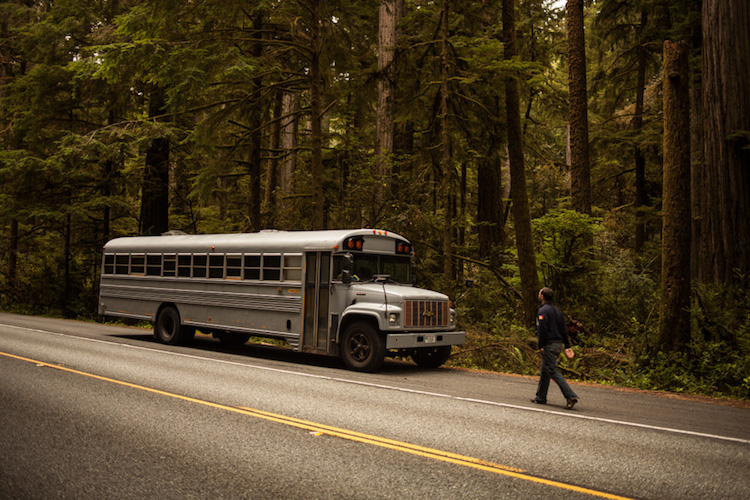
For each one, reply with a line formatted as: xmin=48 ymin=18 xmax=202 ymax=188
xmin=154 ymin=306 xmax=193 ymax=345
xmin=412 ymin=345 xmax=452 ymax=368
xmin=341 ymin=321 xmax=385 ymax=372
xmin=217 ymin=331 xmax=251 ymax=347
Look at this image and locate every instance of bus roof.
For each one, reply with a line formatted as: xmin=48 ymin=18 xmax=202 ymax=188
xmin=103 ymin=229 xmax=410 ymax=255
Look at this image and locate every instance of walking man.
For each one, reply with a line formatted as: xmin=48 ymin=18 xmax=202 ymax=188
xmin=531 ymin=287 xmax=579 ymax=409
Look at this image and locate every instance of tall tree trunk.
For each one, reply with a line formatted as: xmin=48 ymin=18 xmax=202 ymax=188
xmin=566 ymin=0 xmax=591 ymax=215
xmin=440 ymin=0 xmax=454 ymax=297
xmin=697 ymin=0 xmax=750 ymax=284
xmin=504 ymin=0 xmax=539 ymax=326
xmin=140 ymin=87 xmax=170 ymax=236
xmin=264 ymin=90 xmax=283 ymax=227
xmin=477 ymin=81 xmax=506 ymax=266
xmin=634 ymin=9 xmax=648 ymax=253
xmin=658 ymin=40 xmax=691 ymax=351
xmin=477 ymin=154 xmax=505 ymax=265
xmin=280 ymin=92 xmax=298 ymax=199
xmin=375 ymin=0 xmax=402 ymax=202
xmin=309 ymin=0 xmax=325 ymax=229
xmin=689 ymin=11 xmax=703 ymax=279
xmin=247 ymin=11 xmax=264 ymax=232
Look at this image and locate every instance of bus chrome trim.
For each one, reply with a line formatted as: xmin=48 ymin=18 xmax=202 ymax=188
xmin=385 ymin=331 xmax=466 ymax=349
xmin=403 ymin=299 xmax=450 ymax=328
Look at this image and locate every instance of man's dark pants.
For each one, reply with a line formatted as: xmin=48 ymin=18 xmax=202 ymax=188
xmin=535 ymin=342 xmax=578 ymax=402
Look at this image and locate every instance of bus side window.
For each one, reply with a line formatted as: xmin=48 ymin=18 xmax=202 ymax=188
xmin=146 ymin=255 xmax=162 ymax=276
xmin=130 ymin=255 xmax=145 ymax=275
xmin=193 ymin=255 xmax=208 ymax=278
xmin=178 ymin=255 xmax=191 ymax=277
xmin=226 ymin=255 xmax=242 ymax=279
xmin=244 ymin=255 xmax=261 ymax=280
xmin=163 ymin=255 xmax=176 ymax=277
xmin=104 ymin=254 xmax=115 ymax=275
xmin=209 ymin=255 xmax=224 ymax=279
xmin=283 ymin=255 xmax=302 ymax=282
xmin=263 ymin=255 xmax=281 ymax=281
xmin=115 ymin=255 xmax=129 ymax=275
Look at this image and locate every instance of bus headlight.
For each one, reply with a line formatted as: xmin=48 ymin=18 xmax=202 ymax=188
xmin=388 ymin=313 xmax=399 ymax=325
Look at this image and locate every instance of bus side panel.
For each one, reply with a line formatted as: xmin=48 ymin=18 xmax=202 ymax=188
xmin=100 ymin=277 xmax=304 ymax=347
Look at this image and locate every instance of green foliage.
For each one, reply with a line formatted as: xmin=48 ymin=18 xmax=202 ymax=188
xmin=532 ymin=209 xmax=602 ymax=300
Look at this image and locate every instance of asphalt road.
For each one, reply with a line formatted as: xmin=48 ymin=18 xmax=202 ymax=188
xmin=1 ymin=312 xmax=748 ymax=499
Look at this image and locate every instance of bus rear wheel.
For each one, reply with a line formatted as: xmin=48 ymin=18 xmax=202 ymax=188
xmin=154 ymin=306 xmax=194 ymax=345
xmin=341 ymin=321 xmax=385 ymax=372
xmin=412 ymin=345 xmax=452 ymax=368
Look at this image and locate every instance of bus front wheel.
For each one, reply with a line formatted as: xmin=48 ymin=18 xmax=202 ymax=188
xmin=154 ymin=306 xmax=194 ymax=345
xmin=341 ymin=321 xmax=385 ymax=372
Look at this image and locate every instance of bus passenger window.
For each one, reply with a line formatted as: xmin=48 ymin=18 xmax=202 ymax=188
xmin=130 ymin=255 xmax=145 ymax=275
xmin=283 ymin=255 xmax=302 ymax=282
xmin=226 ymin=256 xmax=242 ymax=279
xmin=193 ymin=255 xmax=208 ymax=278
xmin=177 ymin=255 xmax=191 ymax=277
xmin=163 ymin=255 xmax=176 ymax=277
xmin=243 ymin=255 xmax=260 ymax=280
xmin=263 ymin=255 xmax=281 ymax=281
xmin=104 ymin=254 xmax=115 ymax=275
xmin=115 ymin=255 xmax=129 ymax=275
xmin=146 ymin=255 xmax=162 ymax=276
xmin=209 ymin=255 xmax=224 ymax=278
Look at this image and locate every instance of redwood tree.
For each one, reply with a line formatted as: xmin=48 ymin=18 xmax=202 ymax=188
xmin=504 ymin=0 xmax=539 ymax=326
xmin=658 ymin=40 xmax=691 ymax=351
xmin=375 ymin=0 xmax=403 ymax=200
xmin=696 ymin=0 xmax=750 ymax=285
xmin=140 ymin=86 xmax=170 ymax=236
xmin=566 ymin=0 xmax=591 ymax=214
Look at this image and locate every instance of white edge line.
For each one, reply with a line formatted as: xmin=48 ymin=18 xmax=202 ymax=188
xmin=4 ymin=322 xmax=750 ymax=446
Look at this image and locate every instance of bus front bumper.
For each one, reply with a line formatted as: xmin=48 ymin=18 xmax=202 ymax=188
xmin=385 ymin=331 xmax=466 ymax=349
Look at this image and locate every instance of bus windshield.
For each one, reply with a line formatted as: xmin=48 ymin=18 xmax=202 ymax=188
xmin=334 ymin=254 xmax=412 ymax=284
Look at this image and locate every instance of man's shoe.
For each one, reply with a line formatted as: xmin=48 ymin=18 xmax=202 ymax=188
xmin=566 ymin=398 xmax=578 ymax=409
xmin=531 ymin=399 xmax=547 ymax=405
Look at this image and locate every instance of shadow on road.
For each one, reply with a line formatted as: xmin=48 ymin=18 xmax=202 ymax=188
xmin=110 ymin=331 xmax=428 ymax=375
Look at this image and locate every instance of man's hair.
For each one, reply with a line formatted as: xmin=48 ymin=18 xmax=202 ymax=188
xmin=540 ymin=287 xmax=554 ymax=302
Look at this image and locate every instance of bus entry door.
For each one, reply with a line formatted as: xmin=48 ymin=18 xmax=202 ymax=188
xmin=303 ymin=252 xmax=331 ymax=354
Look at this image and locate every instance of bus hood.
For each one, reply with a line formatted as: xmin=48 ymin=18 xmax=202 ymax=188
xmin=348 ymin=283 xmax=450 ymax=303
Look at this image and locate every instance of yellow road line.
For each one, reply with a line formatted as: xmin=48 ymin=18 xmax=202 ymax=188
xmin=1 ymin=350 xmax=634 ymax=500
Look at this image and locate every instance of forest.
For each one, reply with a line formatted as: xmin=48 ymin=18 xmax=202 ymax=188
xmin=0 ymin=0 xmax=748 ymax=399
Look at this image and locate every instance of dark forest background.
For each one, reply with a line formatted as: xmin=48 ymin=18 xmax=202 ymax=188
xmin=1 ymin=0 xmax=748 ymax=398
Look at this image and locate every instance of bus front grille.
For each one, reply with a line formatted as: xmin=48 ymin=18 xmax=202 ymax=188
xmin=404 ymin=300 xmax=449 ymax=328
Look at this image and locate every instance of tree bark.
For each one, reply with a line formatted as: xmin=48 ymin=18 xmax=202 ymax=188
xmin=264 ymin=90 xmax=283 ymax=227
xmin=375 ymin=0 xmax=402 ymax=200
xmin=697 ymin=0 xmax=750 ymax=284
xmin=566 ymin=0 xmax=591 ymax=215
xmin=309 ymin=0 xmax=325 ymax=229
xmin=140 ymin=86 xmax=170 ymax=236
xmin=440 ymin=0 xmax=454 ymax=297
xmin=280 ymin=92 xmax=298 ymax=199
xmin=658 ymin=40 xmax=691 ymax=351
xmin=504 ymin=0 xmax=539 ymax=326
xmin=247 ymin=11 xmax=264 ymax=232
xmin=634 ymin=9 xmax=648 ymax=253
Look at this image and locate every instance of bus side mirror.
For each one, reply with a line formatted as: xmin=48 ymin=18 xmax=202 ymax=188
xmin=341 ymin=253 xmax=354 ymax=285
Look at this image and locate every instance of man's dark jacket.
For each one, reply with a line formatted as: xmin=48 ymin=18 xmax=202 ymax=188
xmin=536 ymin=302 xmax=570 ymax=349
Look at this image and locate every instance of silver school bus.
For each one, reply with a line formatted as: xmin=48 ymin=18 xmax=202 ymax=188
xmin=98 ymin=229 xmax=465 ymax=371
